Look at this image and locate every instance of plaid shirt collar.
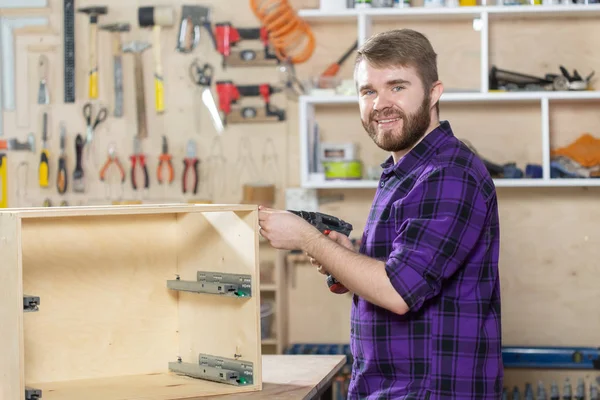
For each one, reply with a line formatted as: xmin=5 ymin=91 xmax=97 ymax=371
xmin=380 ymin=120 xmax=455 ymax=179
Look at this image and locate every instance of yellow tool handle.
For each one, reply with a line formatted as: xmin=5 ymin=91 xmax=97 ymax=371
xmin=39 ymin=149 xmax=49 ymax=187
xmin=0 ymin=154 xmax=7 ymax=208
xmin=89 ymin=22 xmax=98 ymax=99
xmin=89 ymin=70 xmax=98 ymax=100
xmin=153 ymin=26 xmax=165 ymax=113
xmin=155 ymin=78 xmax=164 ymax=113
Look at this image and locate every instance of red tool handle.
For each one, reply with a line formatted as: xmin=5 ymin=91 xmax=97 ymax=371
xmin=322 ymin=229 xmax=349 ymax=294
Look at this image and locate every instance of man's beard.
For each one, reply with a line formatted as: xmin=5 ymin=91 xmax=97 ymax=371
xmin=362 ymin=94 xmax=432 ymax=153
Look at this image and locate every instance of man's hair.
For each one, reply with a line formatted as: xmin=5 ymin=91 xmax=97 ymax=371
xmin=355 ymin=29 xmax=439 ymax=113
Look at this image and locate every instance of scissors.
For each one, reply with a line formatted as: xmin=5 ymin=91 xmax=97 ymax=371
xmin=189 ymin=59 xmax=213 ymax=87
xmin=189 ymin=60 xmax=224 ymax=133
xmin=82 ymin=102 xmax=108 ymax=145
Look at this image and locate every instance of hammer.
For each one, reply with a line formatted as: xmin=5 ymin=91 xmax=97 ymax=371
xmin=123 ymin=41 xmax=151 ymax=139
xmin=77 ymin=6 xmax=108 ymax=100
xmin=100 ymin=23 xmax=130 ymax=117
xmin=138 ymin=6 xmax=174 ymax=114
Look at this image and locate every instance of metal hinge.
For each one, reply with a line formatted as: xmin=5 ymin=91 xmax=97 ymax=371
xmin=168 ymin=353 xmax=254 ymax=386
xmin=25 ymin=386 xmax=42 ymax=399
xmin=167 ymin=271 xmax=252 ymax=297
xmin=23 ymin=295 xmax=40 ymax=312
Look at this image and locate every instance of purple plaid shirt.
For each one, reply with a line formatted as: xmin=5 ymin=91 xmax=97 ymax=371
xmin=348 ymin=121 xmax=503 ymax=399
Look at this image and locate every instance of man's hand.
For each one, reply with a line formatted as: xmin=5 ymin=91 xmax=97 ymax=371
xmin=258 ymin=206 xmax=321 ymax=251
xmin=308 ymin=230 xmax=355 ymax=275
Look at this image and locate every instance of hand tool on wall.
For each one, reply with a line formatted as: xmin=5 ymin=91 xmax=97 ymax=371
xmin=0 ymin=133 xmax=36 ymax=152
xmin=99 ymin=143 xmax=125 ymax=183
xmin=123 ymin=41 xmax=151 ymax=139
xmin=288 ymin=210 xmax=353 ymax=294
xmin=73 ymin=134 xmax=85 ymax=192
xmin=138 ymin=6 xmax=175 ymax=114
xmin=38 ymin=112 xmax=49 ymax=188
xmin=64 ymin=0 xmax=76 ymax=103
xmin=176 ymin=5 xmax=215 ymax=53
xmin=320 ymin=40 xmax=358 ymax=78
xmin=0 ymin=15 xmax=49 ymax=136
xmin=157 ymin=135 xmax=173 ymax=185
xmin=82 ymin=101 xmax=107 ymax=152
xmin=182 ymin=139 xmax=199 ymax=195
xmin=189 ymin=60 xmax=224 ymax=133
xmin=215 ymin=81 xmax=286 ymax=125
xmin=57 ymin=122 xmax=67 ymax=194
xmin=77 ymin=6 xmax=108 ymax=99
xmin=214 ymin=22 xmax=277 ymax=68
xmin=0 ymin=154 xmax=7 ymax=208
xmin=37 ymin=54 xmax=49 ymax=104
xmin=130 ymin=137 xmax=149 ymax=191
xmin=99 ymin=23 xmax=130 ymax=117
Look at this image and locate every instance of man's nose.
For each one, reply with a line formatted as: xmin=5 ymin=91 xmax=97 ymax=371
xmin=373 ymin=92 xmax=394 ymax=111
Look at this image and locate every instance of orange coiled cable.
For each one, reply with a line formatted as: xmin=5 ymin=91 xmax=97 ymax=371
xmin=249 ymin=0 xmax=315 ymax=64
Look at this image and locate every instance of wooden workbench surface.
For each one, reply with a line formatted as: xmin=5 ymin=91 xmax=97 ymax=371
xmin=200 ymin=354 xmax=347 ymax=399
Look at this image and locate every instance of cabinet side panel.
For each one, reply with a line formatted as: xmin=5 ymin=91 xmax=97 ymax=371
xmin=0 ymin=214 xmax=24 ymax=400
xmin=21 ymin=214 xmax=180 ymax=383
xmin=175 ymin=209 xmax=261 ymax=392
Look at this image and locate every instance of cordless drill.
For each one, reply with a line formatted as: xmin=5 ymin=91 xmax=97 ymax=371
xmin=288 ymin=210 xmax=353 ymax=294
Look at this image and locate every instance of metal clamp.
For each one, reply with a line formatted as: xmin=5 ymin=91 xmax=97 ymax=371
xmin=23 ymin=295 xmax=40 ymax=312
xmin=169 ymin=353 xmax=253 ymax=386
xmin=167 ymin=271 xmax=252 ymax=297
xmin=25 ymin=386 xmax=42 ymax=400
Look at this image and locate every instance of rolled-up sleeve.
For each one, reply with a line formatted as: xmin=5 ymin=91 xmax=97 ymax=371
xmin=384 ymin=167 xmax=488 ymax=313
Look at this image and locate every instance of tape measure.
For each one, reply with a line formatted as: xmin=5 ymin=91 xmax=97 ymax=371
xmin=323 ymin=161 xmax=363 ymax=180
xmin=64 ymin=0 xmax=75 ymax=103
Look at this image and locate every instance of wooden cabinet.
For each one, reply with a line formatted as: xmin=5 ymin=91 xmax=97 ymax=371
xmin=0 ymin=204 xmax=262 ymax=400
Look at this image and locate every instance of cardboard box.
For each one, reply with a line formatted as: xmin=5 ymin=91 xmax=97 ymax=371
xmin=0 ymin=204 xmax=262 ymax=400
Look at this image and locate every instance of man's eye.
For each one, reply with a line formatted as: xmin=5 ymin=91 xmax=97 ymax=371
xmin=392 ymin=86 xmax=404 ymax=91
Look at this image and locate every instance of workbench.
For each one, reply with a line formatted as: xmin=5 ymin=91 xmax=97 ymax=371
xmin=202 ymin=354 xmax=347 ymax=399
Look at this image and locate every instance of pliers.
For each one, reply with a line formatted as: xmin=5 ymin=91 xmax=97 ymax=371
xmin=182 ymin=139 xmax=199 ymax=194
xmin=130 ymin=137 xmax=149 ymax=190
xmin=157 ymin=135 xmax=174 ymax=184
xmin=99 ymin=144 xmax=125 ymax=183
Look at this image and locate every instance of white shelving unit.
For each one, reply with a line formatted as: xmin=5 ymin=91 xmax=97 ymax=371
xmin=297 ymin=4 xmax=600 ymax=190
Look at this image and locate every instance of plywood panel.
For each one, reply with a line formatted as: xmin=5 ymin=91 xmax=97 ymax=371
xmin=21 ymin=213 xmax=179 ymax=383
xmin=175 ymin=209 xmax=262 ymax=386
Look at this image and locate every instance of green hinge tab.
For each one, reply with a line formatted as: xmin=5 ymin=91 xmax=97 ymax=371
xmin=166 ymin=271 xmax=252 ymax=297
xmin=23 ymin=295 xmax=40 ymax=312
xmin=168 ymin=353 xmax=254 ymax=386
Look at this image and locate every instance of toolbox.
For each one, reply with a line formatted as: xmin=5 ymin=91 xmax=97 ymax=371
xmin=0 ymin=204 xmax=262 ymax=400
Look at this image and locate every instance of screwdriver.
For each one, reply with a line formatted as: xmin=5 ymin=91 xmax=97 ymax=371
xmin=57 ymin=122 xmax=67 ymax=194
xmin=38 ymin=112 xmax=49 ymax=187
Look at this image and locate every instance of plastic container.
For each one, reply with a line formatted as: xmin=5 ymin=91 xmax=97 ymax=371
xmin=260 ymin=301 xmax=274 ymax=340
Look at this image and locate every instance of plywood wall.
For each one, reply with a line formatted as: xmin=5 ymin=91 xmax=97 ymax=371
xmin=3 ymin=0 xmax=600 ymax=388
xmin=1 ymin=0 xmax=302 ymax=209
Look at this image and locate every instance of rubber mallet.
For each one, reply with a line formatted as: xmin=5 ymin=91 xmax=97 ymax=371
xmin=138 ymin=6 xmax=174 ymax=114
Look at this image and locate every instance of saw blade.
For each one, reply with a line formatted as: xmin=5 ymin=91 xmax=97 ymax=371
xmin=201 ymin=87 xmax=224 ymax=133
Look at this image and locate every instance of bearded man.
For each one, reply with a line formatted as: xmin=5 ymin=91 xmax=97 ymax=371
xmin=258 ymin=29 xmax=504 ymax=400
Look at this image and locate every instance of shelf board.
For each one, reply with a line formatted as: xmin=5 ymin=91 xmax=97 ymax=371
xmin=298 ymin=4 xmax=600 ymax=21
xmin=302 ymin=177 xmax=600 ymax=189
xmin=301 ymin=91 xmax=600 ymax=106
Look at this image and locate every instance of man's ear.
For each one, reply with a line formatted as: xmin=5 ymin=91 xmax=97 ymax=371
xmin=430 ymin=80 xmax=444 ymax=107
